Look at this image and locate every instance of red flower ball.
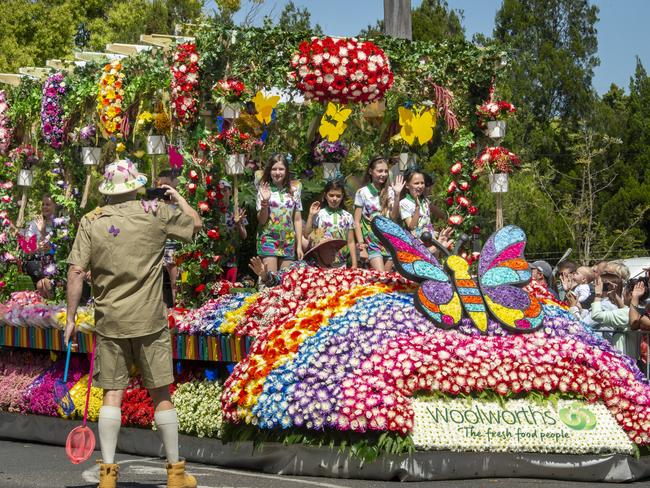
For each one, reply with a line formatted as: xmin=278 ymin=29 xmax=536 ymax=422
xmin=189 ymin=170 xmax=199 ymax=181
xmin=447 ymin=181 xmax=458 ymax=194
xmin=194 ymin=284 xmax=206 ymax=293
xmin=459 ymin=181 xmax=470 ymax=192
xmin=207 ymin=228 xmax=220 ymax=240
xmin=468 ymin=205 xmax=478 ymax=215
xmin=187 ymin=183 xmax=197 ymax=193
xmin=448 ymin=215 xmax=464 ymax=226
xmin=456 ymin=196 xmax=470 ymax=208
xmin=445 ymin=196 xmax=454 ymax=206
xmin=289 ymin=37 xmax=394 ymax=104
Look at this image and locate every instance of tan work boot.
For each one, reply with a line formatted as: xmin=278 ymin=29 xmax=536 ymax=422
xmin=97 ymin=461 xmax=119 ymax=488
xmin=166 ymin=459 xmax=197 ymax=488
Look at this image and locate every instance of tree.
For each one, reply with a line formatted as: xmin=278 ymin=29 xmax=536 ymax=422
xmin=0 ymin=0 xmax=205 ymax=73
xmin=276 ymin=1 xmax=322 ymax=35
xmin=360 ymin=0 xmax=464 ymax=41
xmin=494 ymin=0 xmax=599 ymax=123
xmin=411 ymin=0 xmax=464 ymax=43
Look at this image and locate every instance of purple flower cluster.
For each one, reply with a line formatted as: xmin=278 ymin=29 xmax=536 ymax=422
xmin=313 ymin=140 xmax=349 ymax=164
xmin=41 ymin=72 xmax=67 ymax=150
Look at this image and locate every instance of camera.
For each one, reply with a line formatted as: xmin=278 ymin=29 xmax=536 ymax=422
xmin=146 ymin=187 xmax=171 ymax=201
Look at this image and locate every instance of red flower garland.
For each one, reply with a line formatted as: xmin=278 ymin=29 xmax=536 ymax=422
xmin=289 ymin=37 xmax=394 ymax=104
xmin=171 ymin=42 xmax=200 ymax=127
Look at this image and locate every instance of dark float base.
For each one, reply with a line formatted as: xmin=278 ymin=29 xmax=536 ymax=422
xmin=1 ymin=411 xmax=649 ymax=482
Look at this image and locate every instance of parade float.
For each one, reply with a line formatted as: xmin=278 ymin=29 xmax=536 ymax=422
xmin=0 ymin=21 xmax=649 ymax=482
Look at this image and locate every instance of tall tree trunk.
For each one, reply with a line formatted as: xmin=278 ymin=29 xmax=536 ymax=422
xmin=384 ymin=0 xmax=412 ymax=40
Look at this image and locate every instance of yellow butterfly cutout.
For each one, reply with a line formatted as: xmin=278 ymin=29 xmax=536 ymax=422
xmin=399 ymin=105 xmax=437 ymax=146
xmin=319 ymin=102 xmax=352 ymax=141
xmin=253 ymin=91 xmax=280 ymax=125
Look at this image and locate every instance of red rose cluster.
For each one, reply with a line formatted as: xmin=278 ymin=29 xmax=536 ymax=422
xmin=170 ymin=42 xmax=200 ymax=127
xmin=289 ymin=37 xmax=394 ymax=104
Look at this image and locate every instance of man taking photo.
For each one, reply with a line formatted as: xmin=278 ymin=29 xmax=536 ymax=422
xmin=65 ymin=159 xmax=201 ymax=488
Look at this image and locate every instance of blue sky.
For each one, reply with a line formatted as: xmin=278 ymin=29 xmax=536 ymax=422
xmin=204 ymin=0 xmax=649 ymax=94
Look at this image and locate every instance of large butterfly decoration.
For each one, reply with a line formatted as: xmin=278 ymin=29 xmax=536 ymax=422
xmin=318 ymin=102 xmax=352 ymax=142
xmin=17 ymin=234 xmax=38 ymax=254
xmin=371 ymin=216 xmax=543 ymax=333
xmin=398 ymin=105 xmax=437 ymax=146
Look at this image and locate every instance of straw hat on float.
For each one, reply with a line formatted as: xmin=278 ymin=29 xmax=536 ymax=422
xmin=98 ymin=159 xmax=148 ymax=195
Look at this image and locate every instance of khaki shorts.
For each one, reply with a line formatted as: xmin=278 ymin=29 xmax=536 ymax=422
xmin=93 ymin=327 xmax=174 ymax=390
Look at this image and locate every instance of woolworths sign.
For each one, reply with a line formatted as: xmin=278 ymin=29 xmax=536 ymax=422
xmin=411 ymin=397 xmax=634 ymax=455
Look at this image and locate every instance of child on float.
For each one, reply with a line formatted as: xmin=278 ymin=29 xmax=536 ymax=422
xmin=218 ymin=179 xmax=247 ymax=283
xmin=399 ymin=169 xmax=454 ymax=251
xmin=304 ymin=179 xmax=357 ymax=268
xmin=353 ymin=156 xmax=404 ymax=271
xmin=256 ymin=153 xmax=303 ymax=272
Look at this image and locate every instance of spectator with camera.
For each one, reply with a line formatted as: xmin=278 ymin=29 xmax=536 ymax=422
xmin=629 ymin=275 xmax=650 ymax=330
xmin=590 ymin=273 xmax=640 ymax=354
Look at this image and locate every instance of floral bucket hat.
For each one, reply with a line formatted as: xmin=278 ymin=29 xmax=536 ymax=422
xmin=98 ymin=159 xmax=148 ymax=195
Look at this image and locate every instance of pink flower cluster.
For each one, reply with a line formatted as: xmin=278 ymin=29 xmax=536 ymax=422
xmin=289 ymin=37 xmax=394 ymax=104
xmin=0 ymin=90 xmax=11 ymax=155
xmin=337 ymin=330 xmax=650 ymax=443
xmin=0 ymin=350 xmax=51 ymax=412
xmin=171 ymin=42 xmax=200 ymax=127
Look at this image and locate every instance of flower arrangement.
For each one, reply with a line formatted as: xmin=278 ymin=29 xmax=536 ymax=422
xmin=0 ymin=350 xmax=50 ymax=412
xmin=41 ymin=72 xmax=67 ymax=150
xmin=121 ymin=376 xmax=155 ymax=427
xmin=213 ymin=262 xmax=650 ymax=453
xmin=70 ymin=124 xmax=97 ymax=146
xmin=313 ymin=140 xmax=349 ymax=165
xmin=204 ymin=127 xmax=260 ymax=155
xmin=476 ymin=100 xmax=516 ymax=123
xmin=0 ymin=90 xmax=12 ymax=155
xmin=135 ymin=110 xmax=171 ymax=136
xmin=172 ymin=380 xmax=224 ymax=437
xmin=66 ymin=374 xmax=103 ymax=421
xmin=9 ymin=144 xmax=40 ymax=169
xmin=97 ymin=61 xmax=125 ymax=137
xmin=212 ymin=78 xmax=246 ymax=105
xmin=443 ymin=131 xmax=481 ymax=241
xmin=474 ymin=146 xmax=521 ymax=174
xmin=170 ymin=42 xmax=200 ymax=127
xmin=289 ymin=37 xmax=394 ymax=104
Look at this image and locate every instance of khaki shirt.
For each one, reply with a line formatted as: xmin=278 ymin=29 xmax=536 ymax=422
xmin=67 ymin=200 xmax=194 ymax=339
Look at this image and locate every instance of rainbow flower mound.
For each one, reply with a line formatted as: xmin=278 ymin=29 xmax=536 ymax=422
xmin=222 ymin=266 xmax=650 ymax=453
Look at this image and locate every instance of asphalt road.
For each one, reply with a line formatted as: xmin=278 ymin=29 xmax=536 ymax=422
xmin=2 ymin=439 xmax=650 ymax=488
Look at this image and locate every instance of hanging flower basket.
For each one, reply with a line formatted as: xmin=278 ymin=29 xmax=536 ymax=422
xmin=17 ymin=169 xmax=34 ymax=187
xmin=489 ymin=172 xmax=509 ymax=193
xmin=225 ymin=154 xmax=245 ymax=175
xmin=322 ymin=162 xmax=341 ymax=180
xmin=398 ymin=152 xmax=417 ymax=172
xmin=146 ymin=135 xmax=167 ymax=155
xmin=222 ymin=103 xmax=241 ymax=120
xmin=81 ymin=147 xmax=102 ymax=166
xmin=486 ymin=120 xmax=506 ymax=139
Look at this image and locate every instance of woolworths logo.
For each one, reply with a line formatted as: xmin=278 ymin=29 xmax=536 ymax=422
xmin=558 ymin=403 xmax=597 ymax=431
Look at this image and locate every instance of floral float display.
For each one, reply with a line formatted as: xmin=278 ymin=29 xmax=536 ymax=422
xmin=97 ymin=61 xmax=125 ymax=138
xmin=0 ymin=90 xmax=13 ymax=155
xmin=219 ymin=248 xmax=650 ymax=454
xmin=41 ymin=72 xmax=67 ymax=150
xmin=289 ymin=37 xmax=394 ymax=104
xmin=170 ymin=42 xmax=200 ymax=127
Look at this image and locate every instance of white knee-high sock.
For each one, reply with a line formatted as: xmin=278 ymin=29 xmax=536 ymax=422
xmin=154 ymin=408 xmax=179 ymax=463
xmin=98 ymin=406 xmax=122 ymax=464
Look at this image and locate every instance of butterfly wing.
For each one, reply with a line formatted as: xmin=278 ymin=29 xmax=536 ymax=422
xmin=372 ymin=216 xmax=462 ymax=327
xmin=478 ymin=225 xmax=544 ymax=331
xmin=18 ymin=234 xmax=37 ymax=254
xmin=253 ymin=92 xmax=280 ymax=124
xmin=398 ymin=106 xmax=416 ymax=145
xmin=412 ymin=107 xmax=436 ymax=145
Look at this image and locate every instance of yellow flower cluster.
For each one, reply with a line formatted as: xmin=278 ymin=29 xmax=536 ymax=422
xmin=58 ymin=374 xmax=103 ymax=421
xmin=220 ymin=293 xmax=259 ymax=334
xmin=54 ymin=307 xmax=95 ymax=331
xmin=97 ymin=61 xmax=125 ymax=137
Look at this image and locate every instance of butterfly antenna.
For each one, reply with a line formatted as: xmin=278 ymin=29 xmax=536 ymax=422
xmin=453 ymin=233 xmax=470 ymax=256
